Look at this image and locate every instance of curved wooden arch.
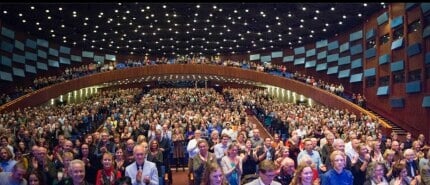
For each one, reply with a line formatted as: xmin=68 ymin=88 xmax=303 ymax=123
xmin=0 ymin=64 xmax=391 ymax=134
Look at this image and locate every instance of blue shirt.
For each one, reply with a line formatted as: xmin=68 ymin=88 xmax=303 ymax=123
xmin=297 ymin=150 xmax=323 ymax=168
xmin=321 ymin=168 xmax=354 ymax=185
xmin=0 ymin=160 xmax=17 ymax=172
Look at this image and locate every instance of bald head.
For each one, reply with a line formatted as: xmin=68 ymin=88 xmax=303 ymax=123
xmin=281 ymin=157 xmax=295 ymax=175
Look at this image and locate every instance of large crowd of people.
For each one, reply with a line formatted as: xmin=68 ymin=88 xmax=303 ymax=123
xmin=1 ymin=55 xmax=363 ymax=110
xmin=0 ymin=86 xmax=428 ymax=185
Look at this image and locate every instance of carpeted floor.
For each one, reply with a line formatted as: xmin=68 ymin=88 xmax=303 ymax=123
xmin=171 ymin=168 xmax=189 ymax=185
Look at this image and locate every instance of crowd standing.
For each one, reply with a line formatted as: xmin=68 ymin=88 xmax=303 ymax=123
xmin=0 ymin=86 xmax=428 ymax=185
xmin=0 ymin=53 xmax=426 ymax=185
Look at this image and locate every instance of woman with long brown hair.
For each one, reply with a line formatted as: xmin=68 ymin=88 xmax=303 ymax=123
xmin=146 ymin=140 xmax=164 ymax=177
xmin=172 ymin=127 xmax=185 ymax=171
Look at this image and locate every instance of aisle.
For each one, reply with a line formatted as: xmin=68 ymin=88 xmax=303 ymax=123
xmin=171 ymin=168 xmax=189 ymax=185
xmin=247 ymin=115 xmax=273 ymax=139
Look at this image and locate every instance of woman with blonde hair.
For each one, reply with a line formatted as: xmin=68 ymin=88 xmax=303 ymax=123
xmin=200 ymin=161 xmax=227 ymax=185
xmin=364 ymin=161 xmax=389 ymax=185
xmin=275 ymin=146 xmax=290 ymax=168
xmin=289 ymin=163 xmax=319 ymax=185
xmin=221 ymin=143 xmax=242 ymax=185
xmin=383 ymin=149 xmax=396 ymax=179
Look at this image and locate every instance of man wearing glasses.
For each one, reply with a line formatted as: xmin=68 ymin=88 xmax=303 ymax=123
xmin=244 ymin=160 xmax=281 ymax=185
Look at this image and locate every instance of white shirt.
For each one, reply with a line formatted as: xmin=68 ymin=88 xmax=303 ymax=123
xmin=186 ymin=138 xmax=200 ymax=158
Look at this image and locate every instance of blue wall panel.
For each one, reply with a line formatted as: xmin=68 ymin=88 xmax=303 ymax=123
xmin=379 ymin=54 xmax=390 ymax=65
xmin=350 ymin=73 xmax=363 ymax=83
xmin=390 ymin=98 xmax=404 ymax=108
xmin=340 ymin=42 xmax=349 ymax=53
xmin=407 ymin=43 xmax=421 ymax=57
xmin=391 ymin=38 xmax=404 ymax=50
xmin=365 ymin=48 xmax=376 ymax=59
xmin=316 ymin=39 xmax=328 ymax=48
xmin=294 ymin=46 xmax=305 ymax=55
xmin=351 ymin=58 xmax=362 ymax=69
xmin=406 ymin=81 xmax=421 ymax=93
xmin=317 ymin=51 xmax=327 ymax=60
xmin=328 ymin=41 xmax=339 ymax=51
xmin=377 ymin=86 xmax=389 ymax=96
xmin=306 ymin=49 xmax=316 ymax=57
xmin=350 ymin=44 xmax=363 ymax=55
xmin=338 ymin=56 xmax=350 ymax=66
xmin=390 ymin=60 xmax=404 ymax=72
xmin=349 ymin=30 xmax=363 ymax=42
xmin=283 ymin=55 xmax=294 ymax=62
xmin=377 ymin=12 xmax=389 ymax=25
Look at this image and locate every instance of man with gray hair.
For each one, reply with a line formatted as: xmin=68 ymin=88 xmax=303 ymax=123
xmin=274 ymin=157 xmax=295 ymax=185
xmin=325 ymin=138 xmax=352 ymax=170
xmin=404 ymin=148 xmax=419 ymax=178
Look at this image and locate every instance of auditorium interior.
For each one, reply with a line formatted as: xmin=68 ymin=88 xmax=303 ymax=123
xmin=0 ymin=2 xmax=429 ymax=185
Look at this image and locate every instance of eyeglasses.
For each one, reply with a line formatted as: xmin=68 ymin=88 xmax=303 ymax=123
xmin=261 ymin=172 xmax=277 ymax=178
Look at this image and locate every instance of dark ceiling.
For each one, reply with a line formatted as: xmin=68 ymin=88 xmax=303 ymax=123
xmin=0 ymin=3 xmax=386 ymax=57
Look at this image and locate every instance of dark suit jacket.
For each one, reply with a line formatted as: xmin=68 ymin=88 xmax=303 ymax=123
xmin=256 ymin=146 xmax=276 ymax=161
xmin=405 ymin=159 xmax=419 ymax=177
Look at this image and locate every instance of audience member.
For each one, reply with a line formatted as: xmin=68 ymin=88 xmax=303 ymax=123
xmin=244 ymin=160 xmax=281 ymax=185
xmin=124 ymin=144 xmax=158 ymax=185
